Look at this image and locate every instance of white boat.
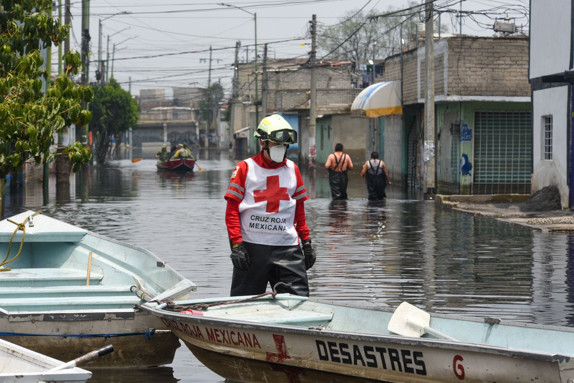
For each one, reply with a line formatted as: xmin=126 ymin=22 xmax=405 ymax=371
xmin=141 ymin=294 xmax=574 ymax=383
xmin=0 ymin=210 xmax=196 ymax=368
xmin=0 ymin=338 xmax=92 ymax=383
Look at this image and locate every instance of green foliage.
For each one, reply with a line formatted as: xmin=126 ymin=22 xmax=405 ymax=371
xmin=89 ymin=79 xmax=138 ymax=164
xmin=198 ymin=83 xmax=224 ymax=130
xmin=0 ymin=0 xmax=93 ymax=179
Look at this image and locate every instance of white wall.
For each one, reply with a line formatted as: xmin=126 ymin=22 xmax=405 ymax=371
xmin=532 ymin=86 xmax=569 ymax=207
xmin=530 ymin=0 xmax=571 ymax=79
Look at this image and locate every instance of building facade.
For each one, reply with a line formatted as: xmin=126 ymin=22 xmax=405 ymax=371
xmin=379 ymin=35 xmax=531 ymax=195
xmin=529 ymin=0 xmax=572 ymax=209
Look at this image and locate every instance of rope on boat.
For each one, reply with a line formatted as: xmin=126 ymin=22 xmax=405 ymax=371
xmin=0 ymin=329 xmax=157 ymax=340
xmin=157 ymin=282 xmax=291 ymax=313
xmin=0 ymin=211 xmax=42 ymax=271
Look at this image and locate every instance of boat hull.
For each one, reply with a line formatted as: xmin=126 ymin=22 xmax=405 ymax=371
xmin=156 ymin=158 xmax=195 ymax=172
xmin=0 ymin=211 xmax=196 ymax=368
xmin=142 ymin=295 xmax=574 ymax=383
xmin=0 ymin=338 xmax=91 ymax=382
xmin=0 ymin=311 xmax=180 ymax=368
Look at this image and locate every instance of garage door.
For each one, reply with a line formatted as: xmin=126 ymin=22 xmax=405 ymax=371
xmin=473 ymin=111 xmax=532 ymax=194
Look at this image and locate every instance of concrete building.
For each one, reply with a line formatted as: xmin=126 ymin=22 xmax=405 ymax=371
xmin=376 ymin=35 xmax=531 ymax=194
xmin=134 ymin=87 xmax=204 ymax=158
xmin=230 ymin=35 xmax=532 ymax=200
xmin=529 ymin=0 xmax=572 ymax=209
xmin=229 ymin=58 xmax=365 ymax=164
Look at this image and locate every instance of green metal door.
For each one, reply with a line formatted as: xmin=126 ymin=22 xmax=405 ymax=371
xmin=473 ymin=111 xmax=532 ymax=194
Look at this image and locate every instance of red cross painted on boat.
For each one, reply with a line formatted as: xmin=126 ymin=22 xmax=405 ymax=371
xmin=254 ymin=175 xmax=290 ymax=213
xmin=266 ymin=334 xmax=291 ymax=363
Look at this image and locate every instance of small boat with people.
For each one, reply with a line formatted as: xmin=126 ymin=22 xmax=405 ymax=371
xmin=140 ymin=292 xmax=574 ymax=383
xmin=0 ymin=338 xmax=95 ymax=383
xmin=0 ymin=210 xmax=196 ymax=368
xmin=156 ymin=158 xmax=196 ymax=172
xmin=156 ymin=143 xmax=197 ymax=172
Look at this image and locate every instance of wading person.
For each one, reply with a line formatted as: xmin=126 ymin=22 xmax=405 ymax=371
xmin=224 ymin=114 xmax=316 ymax=297
xmin=360 ymin=151 xmax=391 ymax=200
xmin=325 ymin=143 xmax=353 ymax=200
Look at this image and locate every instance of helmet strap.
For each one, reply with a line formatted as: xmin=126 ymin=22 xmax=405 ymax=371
xmin=263 ymin=141 xmax=270 ymax=158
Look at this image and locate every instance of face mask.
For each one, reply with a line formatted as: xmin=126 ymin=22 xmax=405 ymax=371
xmin=269 ymin=145 xmax=287 ymax=162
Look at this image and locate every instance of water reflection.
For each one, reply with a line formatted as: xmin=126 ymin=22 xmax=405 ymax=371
xmin=4 ymin=154 xmax=574 ymax=382
xmin=89 ymin=367 xmax=179 ymax=383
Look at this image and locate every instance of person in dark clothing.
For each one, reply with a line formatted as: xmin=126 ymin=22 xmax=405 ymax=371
xmin=324 ymin=143 xmax=353 ymax=200
xmin=360 ymin=152 xmax=391 ymax=200
xmin=224 ymin=114 xmax=316 ymax=297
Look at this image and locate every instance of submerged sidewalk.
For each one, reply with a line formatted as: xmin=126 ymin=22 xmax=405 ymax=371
xmin=436 ymin=191 xmax=574 ymax=233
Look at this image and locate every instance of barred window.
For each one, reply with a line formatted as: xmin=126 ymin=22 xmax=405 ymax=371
xmin=543 ymin=115 xmax=553 ymax=160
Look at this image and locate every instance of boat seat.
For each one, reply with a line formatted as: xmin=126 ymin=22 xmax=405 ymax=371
xmin=0 ymin=285 xmax=134 ymax=299
xmin=265 ymin=312 xmax=334 ymax=325
xmin=0 ymin=268 xmax=103 ymax=287
xmin=205 ymin=309 xmax=334 ymax=326
xmin=0 ymin=295 xmax=142 ymax=312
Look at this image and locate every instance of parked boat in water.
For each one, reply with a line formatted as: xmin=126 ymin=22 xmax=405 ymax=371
xmin=156 ymin=158 xmax=196 ymax=172
xmin=0 ymin=211 xmax=196 ymax=368
xmin=141 ymin=294 xmax=574 ymax=383
xmin=0 ymin=338 xmax=92 ymax=383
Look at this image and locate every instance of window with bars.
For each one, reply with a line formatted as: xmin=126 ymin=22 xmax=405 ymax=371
xmin=473 ymin=111 xmax=532 ymax=194
xmin=543 ymin=115 xmax=553 ymax=160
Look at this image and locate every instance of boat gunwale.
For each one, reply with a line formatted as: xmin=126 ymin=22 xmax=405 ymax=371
xmin=140 ymin=295 xmax=574 ymax=363
xmin=156 ymin=158 xmax=195 ymax=172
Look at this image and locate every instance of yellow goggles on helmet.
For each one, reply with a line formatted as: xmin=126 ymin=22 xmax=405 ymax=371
xmin=258 ymin=128 xmax=297 ymax=144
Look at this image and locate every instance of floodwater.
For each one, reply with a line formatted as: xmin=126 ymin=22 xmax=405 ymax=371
xmin=4 ymin=151 xmax=574 ymax=382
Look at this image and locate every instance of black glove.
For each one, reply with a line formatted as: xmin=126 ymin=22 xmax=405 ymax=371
xmin=230 ymin=242 xmax=250 ymax=270
xmin=302 ymin=239 xmax=316 ymax=270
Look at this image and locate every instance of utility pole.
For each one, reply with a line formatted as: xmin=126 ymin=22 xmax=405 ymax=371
xmin=80 ymin=0 xmax=90 ymax=148
xmin=208 ymin=45 xmax=212 ymax=86
xmin=424 ymin=0 xmax=436 ymax=199
xmin=230 ymin=41 xmax=241 ymax=148
xmin=57 ymin=0 xmax=72 ymax=177
xmin=58 ymin=1 xmax=62 ymax=76
xmin=232 ymin=41 xmax=241 ymax=100
xmin=200 ymin=46 xmax=222 ymax=87
xmin=254 ymin=12 xmax=258 ymax=126
xmin=64 ymin=0 xmax=71 ymax=57
xmin=206 ymin=45 xmax=213 ymax=149
xmin=309 ymin=14 xmax=317 ymax=170
xmin=80 ymin=0 xmax=90 ymax=88
xmin=261 ymin=43 xmax=268 ymax=117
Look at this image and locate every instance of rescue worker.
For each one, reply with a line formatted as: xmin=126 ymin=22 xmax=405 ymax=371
xmin=325 ymin=143 xmax=353 ymax=200
xmin=224 ymin=114 xmax=316 ymax=297
xmin=182 ymin=144 xmax=195 ymax=160
xmin=171 ymin=143 xmax=195 ymax=160
xmin=155 ymin=144 xmax=169 ymax=163
xmin=170 ymin=144 xmax=184 ymax=160
xmin=360 ymin=151 xmax=391 ymax=200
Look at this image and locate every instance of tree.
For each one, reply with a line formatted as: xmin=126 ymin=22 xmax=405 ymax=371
xmin=89 ymin=79 xmax=138 ymax=164
xmin=0 ymin=1 xmax=93 ymax=181
xmin=198 ymin=83 xmax=224 ymax=145
xmin=318 ymin=3 xmax=446 ymax=62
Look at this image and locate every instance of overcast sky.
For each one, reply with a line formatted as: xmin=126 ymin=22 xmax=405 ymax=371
xmin=61 ymin=0 xmax=529 ymax=97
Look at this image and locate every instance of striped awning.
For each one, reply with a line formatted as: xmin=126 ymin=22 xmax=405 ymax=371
xmin=351 ymin=81 xmax=402 ymax=118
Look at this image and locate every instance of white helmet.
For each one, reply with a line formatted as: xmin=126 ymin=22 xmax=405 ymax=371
xmin=254 ymin=114 xmax=297 ymax=145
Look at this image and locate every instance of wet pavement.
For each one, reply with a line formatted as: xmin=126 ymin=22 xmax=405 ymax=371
xmin=437 ymin=194 xmax=574 ymax=232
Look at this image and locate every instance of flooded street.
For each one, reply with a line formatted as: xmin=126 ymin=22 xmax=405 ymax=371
xmin=4 ymin=152 xmax=574 ymax=382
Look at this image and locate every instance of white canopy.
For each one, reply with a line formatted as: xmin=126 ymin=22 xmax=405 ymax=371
xmin=351 ymin=81 xmax=402 ymax=118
